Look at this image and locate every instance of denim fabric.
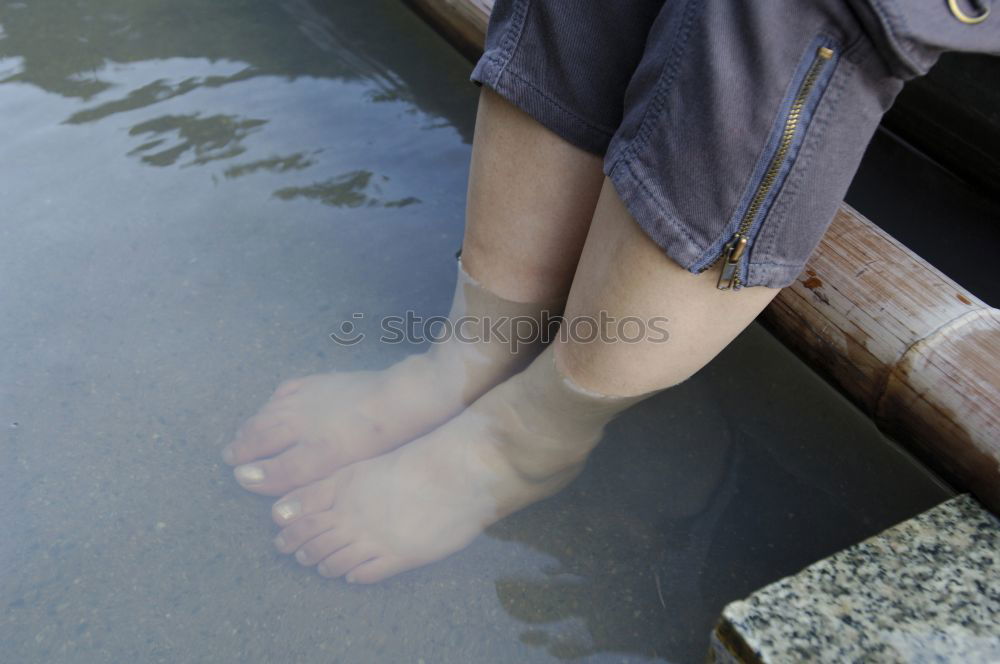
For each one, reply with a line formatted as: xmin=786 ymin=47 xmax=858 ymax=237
xmin=471 ymin=0 xmax=1000 ymax=289
xmin=850 ymin=0 xmax=1000 ymax=77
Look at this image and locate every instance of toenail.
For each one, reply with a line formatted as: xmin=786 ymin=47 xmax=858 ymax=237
xmin=345 ymin=573 xmax=357 ymax=584
xmin=274 ymin=535 xmax=286 ymax=550
xmin=235 ymin=465 xmax=264 ymax=484
xmin=296 ymin=550 xmax=310 ymax=565
xmin=221 ymin=447 xmax=236 ymax=464
xmin=317 ymin=562 xmax=330 ymax=576
xmin=273 ymin=500 xmax=300 ymax=521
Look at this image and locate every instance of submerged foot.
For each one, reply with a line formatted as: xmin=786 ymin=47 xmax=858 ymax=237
xmin=222 ymin=350 xmax=524 ymax=496
xmin=269 ymin=349 xmax=640 ymax=582
xmin=222 ymin=264 xmax=561 ymax=495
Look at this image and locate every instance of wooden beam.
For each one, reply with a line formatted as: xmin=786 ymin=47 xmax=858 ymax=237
xmin=405 ymin=0 xmax=1000 ymax=512
xmin=404 ymin=0 xmax=492 ymax=61
xmin=763 ymin=206 xmax=1000 ymax=510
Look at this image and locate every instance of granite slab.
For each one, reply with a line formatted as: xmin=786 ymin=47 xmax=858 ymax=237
xmin=710 ymin=494 xmax=1000 ymax=663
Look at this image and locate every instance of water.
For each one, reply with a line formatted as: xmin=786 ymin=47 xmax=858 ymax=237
xmin=0 ymin=1 xmax=952 ymax=662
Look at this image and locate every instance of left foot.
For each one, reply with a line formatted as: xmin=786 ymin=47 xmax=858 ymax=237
xmin=222 ymin=262 xmax=560 ymax=496
xmin=268 ymin=350 xmax=628 ymax=583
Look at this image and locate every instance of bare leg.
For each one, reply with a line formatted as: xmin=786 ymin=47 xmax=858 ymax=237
xmin=461 ymin=90 xmax=604 ymax=301
xmin=270 ymin=179 xmax=780 ymax=582
xmin=222 ymin=90 xmax=604 ymax=496
xmin=554 ymin=178 xmax=779 ymax=396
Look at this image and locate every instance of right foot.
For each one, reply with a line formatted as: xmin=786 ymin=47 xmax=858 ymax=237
xmin=222 ymin=328 xmax=547 ymax=496
xmin=268 ymin=346 xmax=643 ymax=583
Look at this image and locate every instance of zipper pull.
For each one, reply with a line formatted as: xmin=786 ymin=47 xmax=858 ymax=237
xmin=717 ymin=234 xmax=748 ymax=290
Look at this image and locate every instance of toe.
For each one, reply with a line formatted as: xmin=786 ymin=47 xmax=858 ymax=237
xmin=345 ymin=556 xmax=412 ymax=584
xmin=273 ymin=511 xmax=339 ymax=553
xmin=239 ymin=444 xmax=335 ymax=496
xmin=271 ymin=477 xmax=337 ymax=526
xmin=294 ymin=528 xmax=352 ymax=566
xmin=223 ymin=412 xmax=299 ymax=466
xmin=317 ymin=543 xmax=377 ymax=579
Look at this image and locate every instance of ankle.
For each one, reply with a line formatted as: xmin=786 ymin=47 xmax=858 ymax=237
xmin=484 ymin=378 xmax=603 ymax=484
xmin=485 ymin=347 xmax=653 ymax=482
xmin=495 ymin=432 xmax=594 ymax=485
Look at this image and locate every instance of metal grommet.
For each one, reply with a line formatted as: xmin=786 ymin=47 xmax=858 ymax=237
xmin=948 ymin=0 xmax=991 ymax=24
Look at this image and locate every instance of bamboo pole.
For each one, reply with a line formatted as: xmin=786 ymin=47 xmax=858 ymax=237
xmin=403 ymin=0 xmax=1000 ymax=512
xmin=405 ymin=0 xmax=492 ymax=60
xmin=764 ymin=206 xmax=1000 ymax=510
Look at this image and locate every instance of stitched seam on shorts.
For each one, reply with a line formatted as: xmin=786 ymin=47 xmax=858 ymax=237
xmin=494 ymin=0 xmax=531 ymax=83
xmin=762 ymin=40 xmax=850 ymax=264
xmin=500 ymin=67 xmax=618 ymax=139
xmin=867 ymin=0 xmax=910 ymax=55
xmin=840 ymin=17 xmax=883 ymax=70
xmin=620 ymin=0 xmax=702 ymax=165
xmin=751 ymin=260 xmax=811 ymax=268
xmin=735 ymin=33 xmax=840 ymax=278
xmin=757 ymin=36 xmax=848 ymax=263
xmin=863 ymin=0 xmax=921 ymax=74
xmin=474 ymin=52 xmax=505 ymax=81
xmin=476 ymin=50 xmax=616 ymax=147
xmin=617 ymin=158 xmax=703 ymax=250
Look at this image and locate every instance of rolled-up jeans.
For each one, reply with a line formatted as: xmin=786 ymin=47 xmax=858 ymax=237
xmin=471 ymin=0 xmax=1000 ymax=289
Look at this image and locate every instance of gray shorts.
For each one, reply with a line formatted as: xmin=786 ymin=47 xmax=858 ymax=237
xmin=471 ymin=0 xmax=1000 ymax=289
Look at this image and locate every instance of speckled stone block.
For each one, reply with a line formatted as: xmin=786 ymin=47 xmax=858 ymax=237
xmin=710 ymin=494 xmax=1000 ymax=663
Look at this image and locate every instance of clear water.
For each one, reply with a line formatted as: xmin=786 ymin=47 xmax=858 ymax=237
xmin=0 ymin=1 xmax=952 ymax=662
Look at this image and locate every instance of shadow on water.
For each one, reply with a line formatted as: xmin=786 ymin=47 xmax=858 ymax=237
xmin=63 ymin=70 xmax=260 ymax=125
xmin=274 ymin=171 xmax=422 ymax=209
xmin=224 ymin=152 xmax=317 ymax=178
xmin=0 ymin=0 xmax=474 ymax=207
xmin=0 ymin=0 xmax=474 ymax=136
xmin=127 ymin=113 xmax=268 ymax=167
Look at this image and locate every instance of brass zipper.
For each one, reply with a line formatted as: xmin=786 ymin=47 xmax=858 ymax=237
xmin=717 ymin=45 xmax=834 ymax=290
